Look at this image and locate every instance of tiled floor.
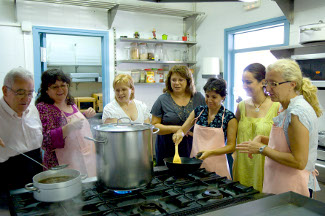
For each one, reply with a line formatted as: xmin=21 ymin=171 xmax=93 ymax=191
xmin=315 ymin=181 xmax=325 ymax=203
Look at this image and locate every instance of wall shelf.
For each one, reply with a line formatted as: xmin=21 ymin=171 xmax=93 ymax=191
xmin=23 ymin=0 xmax=204 ymax=29
xmin=117 ymin=60 xmax=196 ymax=65
xmin=270 ymin=41 xmax=325 ymax=59
xmin=117 ymin=38 xmax=196 ymax=46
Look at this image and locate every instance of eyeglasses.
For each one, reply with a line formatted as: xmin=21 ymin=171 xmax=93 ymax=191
xmin=262 ymin=80 xmax=291 ymax=88
xmin=6 ymin=86 xmax=34 ymax=98
xmin=48 ymin=84 xmax=69 ymax=90
xmin=171 ymin=78 xmax=186 ymax=83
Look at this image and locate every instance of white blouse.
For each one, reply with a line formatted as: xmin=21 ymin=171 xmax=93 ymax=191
xmin=273 ymin=95 xmax=319 ymax=191
xmin=102 ymin=99 xmax=151 ymax=123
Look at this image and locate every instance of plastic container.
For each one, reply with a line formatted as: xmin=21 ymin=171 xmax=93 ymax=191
xmin=164 ymin=71 xmax=169 ymax=82
xmin=131 ymin=70 xmax=140 ymax=83
xmin=145 ymin=69 xmax=155 ymax=83
xmin=139 ymin=43 xmax=148 ymax=60
xmin=155 ymin=68 xmax=164 ymax=83
xmin=130 ymin=43 xmax=139 ymax=60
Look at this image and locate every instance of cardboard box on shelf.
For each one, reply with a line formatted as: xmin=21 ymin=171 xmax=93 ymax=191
xmin=75 ymin=97 xmax=96 ymax=112
xmin=97 ymin=100 xmax=103 ymax=113
xmin=92 ymin=93 xmax=103 ymax=102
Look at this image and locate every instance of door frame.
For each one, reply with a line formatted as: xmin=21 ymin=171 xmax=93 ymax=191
xmin=32 ymin=26 xmax=110 ymax=105
xmin=224 ymin=16 xmax=289 ymax=112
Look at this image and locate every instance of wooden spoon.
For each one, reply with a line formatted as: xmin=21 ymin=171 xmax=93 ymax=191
xmin=173 ymin=145 xmax=181 ymax=164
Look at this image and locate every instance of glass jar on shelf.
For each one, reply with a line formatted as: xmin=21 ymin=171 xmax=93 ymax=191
xmin=130 ymin=43 xmax=139 ymax=60
xmin=139 ymin=43 xmax=148 ymax=60
xmin=154 ymin=43 xmax=164 ymax=61
xmin=131 ymin=69 xmax=140 ymax=83
xmin=147 ymin=44 xmax=155 ymax=61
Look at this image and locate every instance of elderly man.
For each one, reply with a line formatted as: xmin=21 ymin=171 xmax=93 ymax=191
xmin=0 ymin=67 xmax=43 ymax=191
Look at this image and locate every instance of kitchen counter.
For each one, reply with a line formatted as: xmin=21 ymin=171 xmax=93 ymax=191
xmin=201 ymin=191 xmax=325 ymax=216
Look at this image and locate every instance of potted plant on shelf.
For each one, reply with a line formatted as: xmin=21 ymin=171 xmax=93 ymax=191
xmin=182 ymin=33 xmax=187 ymax=41
xmin=134 ymin=31 xmax=140 ymax=39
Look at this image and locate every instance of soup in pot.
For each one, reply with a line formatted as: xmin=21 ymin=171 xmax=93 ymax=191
xmin=38 ymin=176 xmax=75 ymax=184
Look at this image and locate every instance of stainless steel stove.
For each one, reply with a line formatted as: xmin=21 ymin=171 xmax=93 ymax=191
xmin=8 ymin=168 xmax=260 ymax=216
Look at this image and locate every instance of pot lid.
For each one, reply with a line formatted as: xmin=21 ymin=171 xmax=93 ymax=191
xmin=93 ymin=123 xmax=153 ymax=132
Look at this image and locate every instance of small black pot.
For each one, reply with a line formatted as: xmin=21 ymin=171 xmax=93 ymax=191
xmin=164 ymin=157 xmax=203 ymax=176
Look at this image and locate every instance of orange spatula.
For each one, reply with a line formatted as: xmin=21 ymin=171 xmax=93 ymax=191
xmin=173 ymin=145 xmax=181 ymax=164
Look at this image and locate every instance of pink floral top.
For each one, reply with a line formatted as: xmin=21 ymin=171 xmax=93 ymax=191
xmin=36 ymin=102 xmax=78 ymax=169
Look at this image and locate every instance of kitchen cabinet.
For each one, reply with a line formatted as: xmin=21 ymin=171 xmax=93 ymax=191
xmin=47 ymin=35 xmax=102 ymax=66
xmin=46 ymin=35 xmax=103 ymax=83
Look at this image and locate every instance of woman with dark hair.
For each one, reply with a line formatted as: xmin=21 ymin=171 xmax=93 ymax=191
xmin=173 ymin=78 xmax=237 ymax=179
xmin=232 ymin=63 xmax=279 ymax=192
xmin=35 ymin=69 xmax=96 ymax=177
xmin=151 ymin=65 xmax=205 ymax=166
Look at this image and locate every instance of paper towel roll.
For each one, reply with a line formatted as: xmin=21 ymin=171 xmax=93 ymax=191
xmin=202 ymin=57 xmax=220 ymax=75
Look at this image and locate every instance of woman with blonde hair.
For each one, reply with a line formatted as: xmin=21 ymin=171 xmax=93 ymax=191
xmin=151 ymin=65 xmax=205 ymax=166
xmin=237 ymin=59 xmax=322 ymax=197
xmin=102 ymin=74 xmax=150 ymax=123
xmin=233 ymin=63 xmax=279 ymax=191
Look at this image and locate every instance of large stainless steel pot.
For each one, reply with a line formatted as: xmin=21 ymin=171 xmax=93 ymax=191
xmin=90 ymin=118 xmax=159 ymax=190
xmin=25 ymin=169 xmax=82 ymax=202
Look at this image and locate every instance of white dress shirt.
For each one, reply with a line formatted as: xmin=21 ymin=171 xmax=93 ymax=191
xmin=0 ymin=97 xmax=43 ymax=162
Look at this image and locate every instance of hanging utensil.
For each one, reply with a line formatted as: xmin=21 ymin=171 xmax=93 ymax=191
xmin=173 ymin=145 xmax=181 ymax=164
xmin=6 ymin=145 xmax=68 ymax=170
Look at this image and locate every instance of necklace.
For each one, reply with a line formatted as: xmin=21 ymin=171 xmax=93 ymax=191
xmin=253 ymin=97 xmax=267 ymax=112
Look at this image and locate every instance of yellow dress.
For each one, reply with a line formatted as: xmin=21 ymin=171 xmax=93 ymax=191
xmin=233 ymin=101 xmax=279 ymax=192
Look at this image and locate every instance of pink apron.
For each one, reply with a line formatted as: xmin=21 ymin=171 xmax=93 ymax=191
xmin=263 ymin=116 xmax=310 ymax=196
xmin=55 ymin=109 xmax=97 ymax=177
xmin=190 ymin=108 xmax=231 ymax=179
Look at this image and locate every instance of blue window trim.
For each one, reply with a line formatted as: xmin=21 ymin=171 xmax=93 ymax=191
xmin=224 ymin=16 xmax=289 ymax=112
xmin=32 ymin=26 xmax=110 ymax=105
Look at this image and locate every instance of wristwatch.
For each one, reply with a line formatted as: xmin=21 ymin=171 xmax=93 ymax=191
xmin=259 ymin=145 xmax=267 ymax=154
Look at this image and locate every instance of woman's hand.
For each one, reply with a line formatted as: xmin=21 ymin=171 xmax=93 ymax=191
xmin=83 ymin=107 xmax=96 ymax=118
xmin=236 ymin=140 xmax=264 ymax=156
xmin=172 ymin=130 xmax=185 ymax=146
xmin=63 ymin=119 xmax=84 ymax=137
xmin=197 ymin=150 xmax=212 ymax=160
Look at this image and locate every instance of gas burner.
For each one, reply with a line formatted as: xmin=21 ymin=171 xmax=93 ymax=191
xmin=136 ymin=202 xmax=164 ymax=215
xmin=114 ymin=190 xmax=132 ymax=194
xmin=202 ymin=189 xmax=223 ymax=199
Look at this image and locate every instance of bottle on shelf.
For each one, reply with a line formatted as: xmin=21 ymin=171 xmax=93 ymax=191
xmin=140 ymin=69 xmax=146 ymax=83
xmin=154 ymin=43 xmax=164 ymax=61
